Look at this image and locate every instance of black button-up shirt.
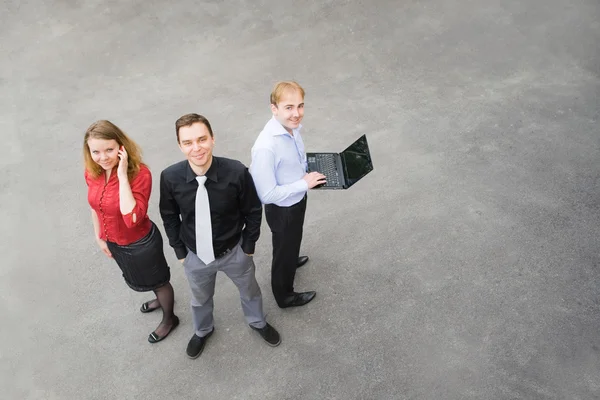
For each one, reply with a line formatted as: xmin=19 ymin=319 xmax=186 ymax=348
xmin=159 ymin=157 xmax=262 ymax=260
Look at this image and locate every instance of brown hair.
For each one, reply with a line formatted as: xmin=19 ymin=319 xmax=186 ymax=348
xmin=270 ymin=81 xmax=305 ymax=105
xmin=175 ymin=113 xmax=214 ymax=142
xmin=83 ymin=120 xmax=143 ymax=180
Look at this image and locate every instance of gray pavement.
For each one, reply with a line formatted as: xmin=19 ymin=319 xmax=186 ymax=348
xmin=2 ymin=0 xmax=600 ymax=399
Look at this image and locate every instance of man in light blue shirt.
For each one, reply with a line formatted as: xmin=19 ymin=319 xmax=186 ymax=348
xmin=250 ymin=81 xmax=326 ymax=308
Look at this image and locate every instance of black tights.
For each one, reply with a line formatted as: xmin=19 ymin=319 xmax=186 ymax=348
xmin=150 ymin=283 xmax=176 ymax=335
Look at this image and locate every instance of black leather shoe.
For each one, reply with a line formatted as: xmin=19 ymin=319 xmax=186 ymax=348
xmin=186 ymin=329 xmax=214 ymax=359
xmin=296 ymin=256 xmax=309 ymax=268
xmin=250 ymin=323 xmax=281 ymax=347
xmin=278 ymin=291 xmax=316 ymax=308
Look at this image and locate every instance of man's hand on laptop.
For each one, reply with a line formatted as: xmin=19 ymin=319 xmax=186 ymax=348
xmin=303 ymin=172 xmax=327 ymax=188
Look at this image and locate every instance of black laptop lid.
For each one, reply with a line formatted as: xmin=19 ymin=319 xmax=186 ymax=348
xmin=340 ymin=134 xmax=373 ymax=188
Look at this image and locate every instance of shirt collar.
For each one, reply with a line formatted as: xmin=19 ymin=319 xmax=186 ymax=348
xmin=184 ymin=156 xmax=219 ymax=183
xmin=269 ymin=116 xmax=302 ymax=137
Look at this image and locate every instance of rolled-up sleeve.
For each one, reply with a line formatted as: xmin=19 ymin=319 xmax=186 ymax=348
xmin=122 ymin=168 xmax=151 ymax=228
xmin=250 ymin=148 xmax=308 ymax=204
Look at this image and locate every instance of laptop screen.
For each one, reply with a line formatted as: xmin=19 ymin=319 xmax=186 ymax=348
xmin=340 ymin=135 xmax=373 ymax=188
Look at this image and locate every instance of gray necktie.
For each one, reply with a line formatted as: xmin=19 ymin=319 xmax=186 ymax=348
xmin=195 ymin=176 xmax=215 ymax=264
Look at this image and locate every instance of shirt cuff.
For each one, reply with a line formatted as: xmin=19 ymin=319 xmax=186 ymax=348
xmin=122 ymin=211 xmax=137 ymax=228
xmin=241 ymin=241 xmax=256 ymax=255
xmin=174 ymin=246 xmax=188 ymax=260
xmin=292 ymin=178 xmax=309 ymax=194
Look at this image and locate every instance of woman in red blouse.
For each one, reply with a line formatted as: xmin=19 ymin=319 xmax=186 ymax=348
xmin=84 ymin=120 xmax=179 ymax=343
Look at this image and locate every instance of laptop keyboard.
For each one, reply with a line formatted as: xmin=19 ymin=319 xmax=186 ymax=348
xmin=311 ymin=154 xmax=341 ymax=187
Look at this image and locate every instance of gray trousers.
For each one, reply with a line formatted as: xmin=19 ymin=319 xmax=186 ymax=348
xmin=183 ymin=242 xmax=266 ymax=338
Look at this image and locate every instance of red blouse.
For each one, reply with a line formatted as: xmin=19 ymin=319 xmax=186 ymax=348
xmin=85 ymin=164 xmax=153 ymax=245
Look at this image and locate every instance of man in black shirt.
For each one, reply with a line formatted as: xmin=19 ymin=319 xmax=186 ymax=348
xmin=160 ymin=113 xmax=280 ymax=359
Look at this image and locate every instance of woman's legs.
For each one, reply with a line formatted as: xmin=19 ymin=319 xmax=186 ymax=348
xmin=151 ymin=282 xmax=177 ymax=337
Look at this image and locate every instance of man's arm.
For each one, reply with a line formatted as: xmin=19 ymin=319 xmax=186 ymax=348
xmin=239 ymin=168 xmax=263 ymax=255
xmin=249 ymin=148 xmax=308 ymax=204
xmin=159 ymin=170 xmax=187 ymax=260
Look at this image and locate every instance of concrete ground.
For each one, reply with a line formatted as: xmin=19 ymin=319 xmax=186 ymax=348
xmin=2 ymin=0 xmax=600 ymax=399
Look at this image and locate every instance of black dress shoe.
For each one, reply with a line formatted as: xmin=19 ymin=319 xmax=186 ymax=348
xmin=250 ymin=322 xmax=281 ymax=347
xmin=278 ymin=291 xmax=316 ymax=308
xmin=186 ymin=329 xmax=214 ymax=359
xmin=296 ymin=256 xmax=309 ymax=268
xmin=148 ymin=316 xmax=180 ymax=343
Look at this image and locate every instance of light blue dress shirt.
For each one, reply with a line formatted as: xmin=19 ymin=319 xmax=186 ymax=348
xmin=250 ymin=117 xmax=309 ymax=207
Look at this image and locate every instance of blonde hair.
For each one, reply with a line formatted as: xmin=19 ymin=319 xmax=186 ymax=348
xmin=270 ymin=81 xmax=305 ymax=105
xmin=83 ymin=120 xmax=143 ymax=180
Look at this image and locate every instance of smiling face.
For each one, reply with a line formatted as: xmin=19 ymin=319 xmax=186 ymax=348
xmin=178 ymin=122 xmax=215 ymax=171
xmin=271 ymin=89 xmax=304 ymax=134
xmin=87 ymin=138 xmax=120 ymax=171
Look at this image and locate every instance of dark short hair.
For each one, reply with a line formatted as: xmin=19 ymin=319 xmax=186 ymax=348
xmin=175 ymin=113 xmax=214 ymax=142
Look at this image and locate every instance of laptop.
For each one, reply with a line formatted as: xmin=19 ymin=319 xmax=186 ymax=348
xmin=306 ymin=134 xmax=374 ymax=190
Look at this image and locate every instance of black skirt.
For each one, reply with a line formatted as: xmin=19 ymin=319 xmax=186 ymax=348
xmin=106 ymin=221 xmax=171 ymax=292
